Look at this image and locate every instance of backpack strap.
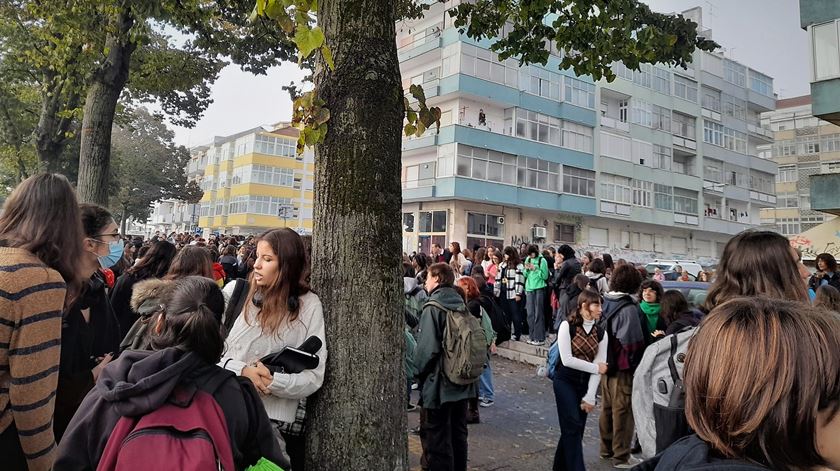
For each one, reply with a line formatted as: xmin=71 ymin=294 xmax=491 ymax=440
xmin=667 ymin=334 xmax=681 ymax=383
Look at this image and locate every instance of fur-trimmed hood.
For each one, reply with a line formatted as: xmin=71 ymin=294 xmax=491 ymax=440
xmin=129 ymin=278 xmax=175 ymax=315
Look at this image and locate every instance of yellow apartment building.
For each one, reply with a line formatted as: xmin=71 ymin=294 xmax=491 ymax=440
xmin=193 ymin=124 xmax=315 ymax=236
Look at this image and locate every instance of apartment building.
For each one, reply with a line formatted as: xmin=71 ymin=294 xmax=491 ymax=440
xmin=397 ymin=4 xmax=777 ymax=262
xmin=193 ymin=124 xmax=315 ymax=236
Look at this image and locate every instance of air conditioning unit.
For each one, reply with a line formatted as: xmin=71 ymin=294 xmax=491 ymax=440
xmin=497 ymin=216 xmax=505 ymax=225
xmin=532 ymin=226 xmax=547 ymax=239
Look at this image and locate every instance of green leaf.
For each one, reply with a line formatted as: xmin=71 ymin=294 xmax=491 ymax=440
xmin=404 ymin=123 xmax=417 ymax=136
xmin=294 ymin=26 xmax=325 ymax=59
xmin=276 ymin=14 xmax=295 ymax=34
xmin=406 ymin=109 xmax=417 ymax=124
xmin=414 ymin=119 xmax=425 ymax=137
xmin=303 ymin=127 xmax=316 ymax=146
xmin=257 ymin=0 xmax=267 ymax=15
xmin=248 ymin=4 xmax=259 ymax=22
xmin=409 ymin=84 xmax=425 ymax=103
xmin=403 ymin=97 xmax=411 ymax=111
xmin=314 ymin=107 xmax=330 ymax=125
xmin=321 ymin=46 xmax=334 ymax=71
xmin=265 ymin=0 xmax=285 ymax=18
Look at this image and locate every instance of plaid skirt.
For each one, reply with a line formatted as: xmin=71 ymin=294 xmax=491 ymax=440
xmin=271 ymin=397 xmax=307 ymax=436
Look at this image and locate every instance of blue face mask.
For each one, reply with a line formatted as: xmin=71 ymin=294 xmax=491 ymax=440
xmin=98 ymin=240 xmax=125 ymax=269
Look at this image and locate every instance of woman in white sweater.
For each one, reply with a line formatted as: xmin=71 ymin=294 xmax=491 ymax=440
xmin=220 ymin=228 xmax=326 ymax=471
xmin=551 ymin=288 xmax=608 ymax=471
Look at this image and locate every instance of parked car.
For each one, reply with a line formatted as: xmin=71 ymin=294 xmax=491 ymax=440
xmin=646 ymin=260 xmax=703 ymax=279
xmin=660 ymin=281 xmax=710 ymax=309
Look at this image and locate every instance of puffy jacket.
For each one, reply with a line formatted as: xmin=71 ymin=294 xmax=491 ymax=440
xmin=600 ymin=293 xmax=646 ymax=375
xmin=413 ymin=285 xmax=477 ymax=409
xmin=523 ymin=256 xmax=549 ymax=292
xmin=54 ymin=348 xmax=289 ymax=471
xmin=635 ymin=435 xmax=769 ymax=471
xmin=213 ymin=262 xmax=226 ymax=287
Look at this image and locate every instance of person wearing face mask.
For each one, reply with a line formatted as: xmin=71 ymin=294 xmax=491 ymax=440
xmin=53 ymin=204 xmax=123 ymax=443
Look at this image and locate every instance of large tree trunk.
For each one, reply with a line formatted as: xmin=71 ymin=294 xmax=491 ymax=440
xmin=306 ymin=0 xmax=407 ymax=469
xmin=77 ymin=10 xmax=135 ymax=205
xmin=34 ymin=73 xmax=80 ymax=173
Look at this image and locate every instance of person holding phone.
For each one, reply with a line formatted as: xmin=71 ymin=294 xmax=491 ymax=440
xmin=219 ymin=228 xmax=326 ymax=471
xmin=54 ymin=204 xmax=122 ymax=442
xmin=523 ymin=244 xmax=549 ymax=345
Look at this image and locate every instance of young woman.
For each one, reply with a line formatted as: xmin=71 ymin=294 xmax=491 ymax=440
xmin=461 ymin=249 xmax=474 ymax=276
xmin=585 ymin=258 xmax=610 ymax=295
xmin=485 ymin=251 xmax=499 ymax=285
xmin=808 ymin=252 xmax=838 ymax=300
xmin=659 ymin=290 xmax=700 ymax=336
xmin=523 ymin=244 xmax=549 ymax=346
xmin=164 ymin=245 xmax=214 ymax=280
xmin=456 ymin=276 xmax=495 ymax=424
xmin=639 ymin=298 xmax=840 ymax=471
xmin=495 ymin=246 xmax=525 ymax=341
xmin=110 ymin=240 xmax=177 ymax=339
xmin=553 ymin=289 xmax=608 ymax=471
xmin=219 ymin=228 xmax=326 ymax=471
xmin=54 ymin=276 xmax=290 ymax=471
xmin=579 ymin=252 xmax=592 ymax=274
xmin=814 ymin=284 xmax=840 ymax=312
xmin=54 ymin=204 xmax=123 ymax=442
xmin=639 ymin=280 xmax=665 ymax=340
xmin=412 ymin=252 xmax=430 ymax=286
xmin=0 ymin=173 xmax=85 ymax=471
xmin=449 ymin=242 xmax=467 ymax=270
xmin=602 ymin=254 xmax=615 ymax=278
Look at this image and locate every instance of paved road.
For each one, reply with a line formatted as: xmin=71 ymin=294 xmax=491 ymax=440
xmin=407 ymin=356 xmax=616 ymax=471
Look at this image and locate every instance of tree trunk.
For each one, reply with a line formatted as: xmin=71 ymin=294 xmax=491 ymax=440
xmin=34 ymin=74 xmax=79 ymax=173
xmin=120 ymin=205 xmax=128 ymax=236
xmin=306 ymin=0 xmax=407 ymax=469
xmin=77 ymin=10 xmax=135 ymax=205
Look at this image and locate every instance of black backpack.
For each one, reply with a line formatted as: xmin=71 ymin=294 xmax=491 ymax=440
xmin=588 ymin=274 xmax=604 ymax=292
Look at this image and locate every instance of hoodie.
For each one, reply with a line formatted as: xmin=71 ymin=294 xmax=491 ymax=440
xmin=600 ymin=292 xmax=646 ymax=375
xmin=634 ymin=435 xmax=770 ymax=471
xmin=54 ymin=348 xmax=289 ymax=471
xmin=413 ymin=285 xmax=477 ymax=409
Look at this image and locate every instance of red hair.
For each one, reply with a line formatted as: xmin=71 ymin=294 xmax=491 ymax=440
xmin=456 ymin=276 xmax=480 ymax=301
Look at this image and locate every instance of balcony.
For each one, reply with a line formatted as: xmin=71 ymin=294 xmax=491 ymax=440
xmin=600 ymin=116 xmax=630 ymax=133
xmin=811 ymin=173 xmax=840 ymax=216
xmin=746 ymin=123 xmax=774 ymax=141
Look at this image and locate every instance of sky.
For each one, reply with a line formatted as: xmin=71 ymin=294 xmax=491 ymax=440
xmin=170 ymin=0 xmax=811 ymax=147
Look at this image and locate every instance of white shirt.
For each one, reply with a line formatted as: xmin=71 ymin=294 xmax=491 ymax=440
xmin=219 ymin=288 xmax=327 ymax=423
xmin=557 ymin=319 xmax=608 ymax=405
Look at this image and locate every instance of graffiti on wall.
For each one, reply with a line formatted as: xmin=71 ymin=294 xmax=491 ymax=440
xmin=790 ymin=233 xmax=840 ymax=260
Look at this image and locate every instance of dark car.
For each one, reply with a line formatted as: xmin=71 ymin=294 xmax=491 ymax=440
xmin=660 ymin=281 xmax=710 ymax=308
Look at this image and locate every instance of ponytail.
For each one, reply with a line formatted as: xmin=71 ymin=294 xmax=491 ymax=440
xmin=149 ymin=276 xmax=226 ymax=364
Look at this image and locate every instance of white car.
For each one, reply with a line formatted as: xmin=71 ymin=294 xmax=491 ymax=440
xmin=645 ymin=260 xmax=703 ymax=279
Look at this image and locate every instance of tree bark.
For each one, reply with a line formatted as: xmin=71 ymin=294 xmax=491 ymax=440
xmin=306 ymin=0 xmax=407 ymax=469
xmin=34 ymin=73 xmax=79 ymax=172
xmin=77 ymin=9 xmax=135 ymax=205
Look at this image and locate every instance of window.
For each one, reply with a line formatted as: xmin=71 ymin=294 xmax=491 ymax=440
xmin=814 ymin=21 xmax=840 ymax=80
xmin=619 ymin=100 xmax=629 ymax=123
xmin=724 ymin=60 xmax=746 ymax=86
xmin=776 ymin=165 xmax=798 ymax=183
xmin=459 ymin=44 xmax=522 ymax=90
xmin=653 ymin=145 xmax=671 ymax=170
xmin=704 ymin=160 xmax=723 ymax=182
xmin=250 ymin=165 xmax=295 ymax=186
xmin=611 ymin=62 xmax=635 ymax=81
xmin=517 ymin=156 xmax=560 ymax=191
xmin=773 ymin=139 xmax=796 ymax=157
xmin=723 ymin=95 xmax=746 ymax=121
xmin=601 ymin=132 xmax=633 ymax=161
xmin=703 ymin=52 xmax=724 ymax=77
xmin=457 ymin=145 xmax=518 ymax=186
xmin=776 ymin=218 xmax=800 ymax=236
xmin=564 ymin=76 xmax=596 ymax=109
xmin=652 ymin=105 xmax=670 ymax=132
xmin=633 ymin=180 xmax=653 ymax=207
xmin=723 ymin=128 xmax=747 ymax=154
xmin=725 ymin=164 xmax=749 ymax=187
xmin=633 ymin=63 xmax=652 ymax=88
xmin=600 ymin=174 xmax=632 ymax=204
xmin=749 ymin=70 xmax=773 ymax=97
xmin=652 ymin=67 xmax=670 ymax=94
xmin=515 ymin=109 xmax=562 ymax=146
xmin=554 ymin=224 xmax=576 ymax=243
xmin=418 ymin=211 xmax=447 ymax=233
xmin=821 ymin=133 xmax=840 ymax=153
xmin=589 ymin=227 xmax=609 ymax=247
xmin=403 ymin=212 xmax=415 ymax=232
xmin=701 ymin=87 xmax=721 ymax=112
xmin=750 ymin=172 xmax=774 ymax=193
xmin=672 ymin=112 xmax=695 ymax=139
xmin=777 ymin=192 xmax=799 ymax=208
xmin=254 ymin=134 xmax=296 ymax=157
xmin=703 ymin=119 xmax=724 ymax=147
xmin=797 ymin=136 xmax=820 ymax=155
xmin=467 ymin=213 xmax=504 ymax=246
xmin=630 ymin=99 xmax=652 ymax=127
xmin=673 ymin=75 xmax=698 ymax=102
xmin=655 ymin=184 xmax=673 ymax=210
xmin=673 ymin=188 xmax=698 ymax=215
xmin=563 ymin=166 xmax=596 ymax=197
xmin=228 ymin=196 xmax=293 ymax=215
xmin=403 ymin=162 xmax=436 ymax=188
xmin=519 ymin=64 xmax=562 ymax=100
xmin=561 ymin=121 xmax=594 ymax=153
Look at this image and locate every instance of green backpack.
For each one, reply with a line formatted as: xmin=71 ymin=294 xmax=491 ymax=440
xmin=425 ymin=299 xmax=488 ymax=385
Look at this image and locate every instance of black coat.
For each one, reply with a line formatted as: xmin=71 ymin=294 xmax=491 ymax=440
xmin=109 ymin=272 xmax=145 ymax=340
xmin=54 ymin=348 xmax=289 ymax=471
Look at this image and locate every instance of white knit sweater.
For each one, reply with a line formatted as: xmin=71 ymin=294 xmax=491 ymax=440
xmin=219 ymin=289 xmax=327 ymax=423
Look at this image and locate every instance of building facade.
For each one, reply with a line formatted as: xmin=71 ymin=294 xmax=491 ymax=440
xmin=398 ymin=3 xmax=777 ymax=262
xmin=760 ymin=96 xmax=840 ymax=236
xmin=146 ymin=199 xmax=199 ymax=236
xmin=194 ymin=125 xmax=315 ymax=236
xmin=800 ymin=0 xmax=840 ymax=125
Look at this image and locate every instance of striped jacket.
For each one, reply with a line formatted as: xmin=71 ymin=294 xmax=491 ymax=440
xmin=0 ymin=247 xmax=67 ymax=471
xmin=494 ymin=261 xmax=525 ymax=299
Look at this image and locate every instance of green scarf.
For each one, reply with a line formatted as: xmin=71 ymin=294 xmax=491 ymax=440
xmin=640 ymin=301 xmax=662 ymax=333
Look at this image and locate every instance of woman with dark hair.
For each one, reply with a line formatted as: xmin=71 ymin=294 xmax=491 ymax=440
xmin=496 ymin=246 xmax=526 ymax=341
xmin=164 ymin=245 xmax=214 ymax=280
xmin=54 ymin=204 xmax=123 ymax=442
xmin=808 ymin=252 xmax=839 ymax=300
xmin=220 ymin=244 xmax=240 ymax=282
xmin=54 ymin=277 xmax=290 ymax=471
xmin=551 ymin=245 xmax=582 ymax=331
xmin=639 ymin=280 xmax=665 ymax=340
xmin=413 ymin=252 xmax=430 ymax=286
xmin=602 ymin=254 xmax=615 ymax=278
xmin=660 ymin=290 xmax=699 ymax=336
xmin=219 ymin=228 xmax=326 ymax=471
xmin=0 ymin=173 xmax=86 ymax=470
xmin=552 ymin=289 xmax=608 ymax=471
xmin=110 ymin=240 xmax=177 ymax=340
xmin=814 ymin=284 xmax=840 ymax=312
xmin=639 ymin=298 xmax=840 ymax=471
xmin=586 ymin=258 xmax=609 ymax=295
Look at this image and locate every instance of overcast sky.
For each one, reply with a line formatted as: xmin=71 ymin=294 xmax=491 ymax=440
xmin=170 ymin=0 xmax=810 ymax=147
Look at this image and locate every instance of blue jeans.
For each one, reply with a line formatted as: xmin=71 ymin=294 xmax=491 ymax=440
xmin=552 ymin=374 xmax=588 ymax=471
xmin=478 ymin=359 xmax=494 ymax=401
xmin=526 ymin=289 xmax=546 ymax=342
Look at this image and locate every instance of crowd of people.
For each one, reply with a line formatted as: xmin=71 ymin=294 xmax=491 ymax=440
xmin=0 ymin=174 xmax=324 ymax=471
xmin=405 ymin=234 xmax=840 ymax=471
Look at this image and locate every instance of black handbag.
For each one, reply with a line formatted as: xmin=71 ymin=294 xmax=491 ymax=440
xmin=259 ymin=336 xmax=322 ymax=374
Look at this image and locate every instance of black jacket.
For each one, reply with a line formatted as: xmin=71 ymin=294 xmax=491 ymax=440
xmin=109 ymin=272 xmax=146 ymax=340
xmin=635 ymin=435 xmax=769 ymax=471
xmin=54 ymin=348 xmax=289 ymax=471
xmin=55 ymin=271 xmax=121 ymax=441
